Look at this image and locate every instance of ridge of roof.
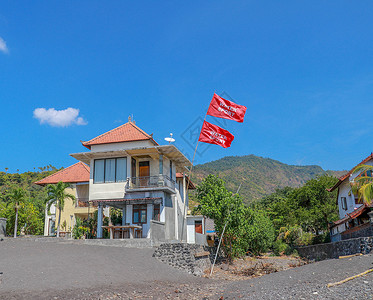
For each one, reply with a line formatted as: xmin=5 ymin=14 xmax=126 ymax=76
xmin=81 ymin=122 xmax=158 ymax=149
xmin=34 ymin=162 xmax=90 ymax=186
xmin=328 ymin=153 xmax=373 ymax=192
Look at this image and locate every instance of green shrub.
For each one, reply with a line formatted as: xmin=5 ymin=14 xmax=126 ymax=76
xmin=72 ymin=217 xmax=89 ymax=239
xmin=240 ymin=208 xmax=275 ymax=255
xmin=273 ymin=240 xmax=291 ymax=256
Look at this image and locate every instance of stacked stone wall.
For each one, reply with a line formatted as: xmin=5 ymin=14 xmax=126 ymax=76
xmin=153 ymin=243 xmax=219 ymax=276
xmin=297 ymin=236 xmax=373 ymax=261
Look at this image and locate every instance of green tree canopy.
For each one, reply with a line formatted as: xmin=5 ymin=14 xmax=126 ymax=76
xmin=256 ymin=174 xmax=339 ymax=235
xmin=196 ymin=175 xmax=274 ymax=258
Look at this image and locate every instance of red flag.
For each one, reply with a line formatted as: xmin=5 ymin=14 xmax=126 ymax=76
xmin=198 ymin=121 xmax=234 ymax=148
xmin=207 ymin=93 xmax=247 ymax=122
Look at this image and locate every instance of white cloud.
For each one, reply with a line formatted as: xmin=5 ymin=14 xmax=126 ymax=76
xmin=33 ymin=107 xmax=88 ymax=127
xmin=0 ymin=37 xmax=9 ymax=54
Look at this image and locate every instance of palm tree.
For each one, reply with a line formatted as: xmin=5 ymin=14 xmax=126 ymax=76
xmin=351 ymin=164 xmax=373 ymax=205
xmin=45 ymin=181 xmax=76 ymax=237
xmin=7 ymin=188 xmax=26 ymax=238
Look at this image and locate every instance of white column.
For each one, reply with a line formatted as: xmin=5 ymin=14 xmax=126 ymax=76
xmin=122 ymin=207 xmax=126 ymax=225
xmin=97 ymin=203 xmax=103 ymax=239
xmin=174 ymin=196 xmax=178 ymax=240
xmin=159 ymin=155 xmax=163 ymax=175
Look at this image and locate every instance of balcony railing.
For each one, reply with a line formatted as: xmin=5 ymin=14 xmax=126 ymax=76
xmin=126 ymin=175 xmax=175 ymax=191
xmin=75 ymin=198 xmax=97 ymax=208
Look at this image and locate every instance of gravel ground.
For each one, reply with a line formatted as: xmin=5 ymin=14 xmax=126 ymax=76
xmin=224 ymin=253 xmax=373 ymax=299
xmin=0 ymin=238 xmax=225 ymax=299
xmin=1 ymin=238 xmax=373 ymax=299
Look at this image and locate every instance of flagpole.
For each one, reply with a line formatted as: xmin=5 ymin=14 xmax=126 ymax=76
xmin=181 ymin=111 xmax=208 ymax=241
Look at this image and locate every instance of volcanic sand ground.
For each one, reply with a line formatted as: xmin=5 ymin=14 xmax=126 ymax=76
xmin=1 ymin=238 xmax=372 ymax=299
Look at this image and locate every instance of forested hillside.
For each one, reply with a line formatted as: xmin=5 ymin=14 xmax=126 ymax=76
xmin=192 ymin=155 xmax=344 ymax=203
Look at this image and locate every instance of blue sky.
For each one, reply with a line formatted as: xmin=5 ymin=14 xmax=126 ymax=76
xmin=1 ymin=1 xmax=373 ymax=173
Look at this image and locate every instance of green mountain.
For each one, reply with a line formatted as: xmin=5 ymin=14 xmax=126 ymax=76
xmin=192 ymin=155 xmax=344 ymax=203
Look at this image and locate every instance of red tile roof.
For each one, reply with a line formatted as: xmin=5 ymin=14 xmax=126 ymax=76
xmin=329 ymin=153 xmax=373 ymax=192
xmin=34 ymin=162 xmax=90 ymax=186
xmin=333 ymin=203 xmax=373 ymax=226
xmin=176 ymin=172 xmax=196 ymax=190
xmin=82 ymin=121 xmax=158 ymax=149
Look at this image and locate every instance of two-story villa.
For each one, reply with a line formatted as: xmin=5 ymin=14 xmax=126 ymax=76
xmin=329 ymin=153 xmax=373 ymax=242
xmin=70 ymin=119 xmax=194 ymax=243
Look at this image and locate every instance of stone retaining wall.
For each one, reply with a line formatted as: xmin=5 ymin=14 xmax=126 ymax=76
xmin=153 ymin=243 xmax=216 ymax=276
xmin=297 ymin=236 xmax=373 ymax=261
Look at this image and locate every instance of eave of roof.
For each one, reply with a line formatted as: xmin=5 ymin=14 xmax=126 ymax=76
xmin=328 ymin=153 xmax=373 ymax=192
xmin=70 ymin=145 xmax=192 ymax=169
xmin=332 ymin=203 xmax=373 ymax=226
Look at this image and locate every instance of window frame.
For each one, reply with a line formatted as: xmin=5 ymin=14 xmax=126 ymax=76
xmin=93 ymin=157 xmax=127 ymax=184
xmin=153 ymin=204 xmax=160 ymax=221
xmin=133 ymin=204 xmax=147 ymax=224
xmin=341 ymin=197 xmax=348 ymax=210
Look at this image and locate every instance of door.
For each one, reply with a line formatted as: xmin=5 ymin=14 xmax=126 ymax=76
xmin=139 ymin=161 xmax=150 ymax=187
xmin=195 ymin=220 xmax=203 ymax=234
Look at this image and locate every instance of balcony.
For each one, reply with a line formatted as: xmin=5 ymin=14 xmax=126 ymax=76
xmin=75 ymin=198 xmax=97 ymax=208
xmin=125 ymin=175 xmax=175 ymax=194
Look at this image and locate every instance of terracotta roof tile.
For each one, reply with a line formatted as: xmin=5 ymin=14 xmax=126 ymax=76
xmin=329 ymin=153 xmax=373 ymax=192
xmin=34 ymin=162 xmax=90 ymax=185
xmin=82 ymin=122 xmax=158 ymax=149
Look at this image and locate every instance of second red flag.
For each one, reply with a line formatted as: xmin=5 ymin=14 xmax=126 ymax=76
xmin=198 ymin=121 xmax=234 ymax=148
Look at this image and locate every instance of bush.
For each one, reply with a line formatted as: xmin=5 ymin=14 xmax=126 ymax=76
xmin=273 ymin=240 xmax=291 ymax=256
xmin=241 ymin=208 xmax=275 ymax=255
xmin=72 ymin=217 xmax=89 ymax=239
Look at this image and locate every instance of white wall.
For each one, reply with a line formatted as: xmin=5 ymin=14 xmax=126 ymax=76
xmin=338 ymin=180 xmax=363 ymax=219
xmin=186 ymin=216 xmax=204 ymax=244
xmin=44 ymin=203 xmax=56 ymax=236
xmin=337 ymin=159 xmax=373 ymax=219
xmin=90 ymin=140 xmax=154 ymax=152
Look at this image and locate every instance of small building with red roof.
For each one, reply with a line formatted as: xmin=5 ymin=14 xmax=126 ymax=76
xmin=35 ymin=162 xmax=99 ymax=236
xmin=329 ymin=153 xmax=373 ymax=242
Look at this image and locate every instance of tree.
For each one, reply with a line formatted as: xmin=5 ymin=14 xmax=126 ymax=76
xmin=196 ymin=175 xmax=274 ymax=258
xmin=45 ymin=181 xmax=75 ymax=237
xmin=6 ymin=188 xmax=26 ymax=238
xmin=351 ymin=164 xmax=373 ymax=205
xmin=257 ymin=175 xmax=338 ymax=236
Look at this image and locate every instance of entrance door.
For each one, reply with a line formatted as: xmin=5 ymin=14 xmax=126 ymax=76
xmin=195 ymin=220 xmax=203 ymax=234
xmin=139 ymin=161 xmax=150 ymax=187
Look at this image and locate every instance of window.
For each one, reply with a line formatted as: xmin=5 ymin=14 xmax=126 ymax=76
xmin=133 ymin=204 xmax=147 ymax=224
xmin=94 ymin=159 xmax=105 ymax=183
xmin=341 ymin=197 xmax=348 ymax=210
xmin=355 ymin=197 xmax=363 ymax=205
xmin=94 ymin=157 xmax=127 ymax=183
xmin=116 ymin=158 xmax=127 ymax=182
xmin=170 ymin=161 xmax=173 ymax=179
xmin=105 ymin=158 xmax=116 ymax=183
xmin=153 ymin=204 xmax=160 ymax=221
